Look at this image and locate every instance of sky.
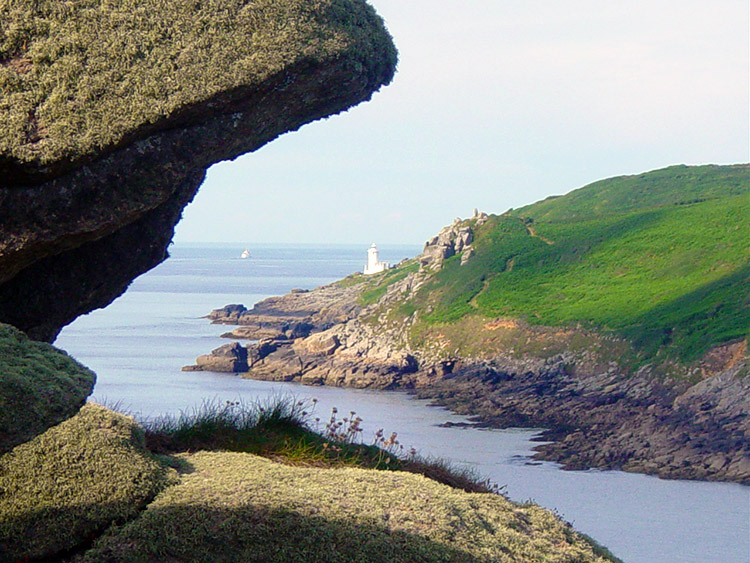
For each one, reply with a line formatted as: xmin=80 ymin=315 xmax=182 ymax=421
xmin=174 ymin=0 xmax=749 ymax=246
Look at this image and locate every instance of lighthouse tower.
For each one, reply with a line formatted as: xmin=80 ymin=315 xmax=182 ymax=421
xmin=364 ymin=243 xmax=389 ymax=275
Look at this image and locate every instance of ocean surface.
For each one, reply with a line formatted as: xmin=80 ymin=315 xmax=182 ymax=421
xmin=55 ymin=243 xmax=750 ymax=563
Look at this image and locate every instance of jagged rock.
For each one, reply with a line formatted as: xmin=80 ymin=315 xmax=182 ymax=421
xmin=247 ymin=339 xmax=279 ymax=367
xmin=245 ymin=345 xmax=305 ymax=382
xmin=0 ymin=0 xmax=397 ymax=342
xmin=419 ymin=217 xmax=475 ymax=269
xmin=184 ymin=342 xmax=248 ymax=373
xmin=207 ymin=304 xmax=248 ymax=322
xmin=472 ymin=208 xmax=490 ymax=225
xmin=300 ymin=332 xmax=340 ymax=356
xmin=0 ymin=323 xmax=96 ymax=452
xmin=211 ymin=283 xmax=364 ymax=340
xmin=418 ymin=357 xmax=750 ymax=484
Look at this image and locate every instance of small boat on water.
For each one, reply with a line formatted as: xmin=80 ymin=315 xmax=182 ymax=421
xmin=240 ymin=249 xmax=250 ymax=259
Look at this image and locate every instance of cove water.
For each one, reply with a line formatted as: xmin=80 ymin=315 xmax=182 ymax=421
xmin=55 ymin=243 xmax=750 ymax=563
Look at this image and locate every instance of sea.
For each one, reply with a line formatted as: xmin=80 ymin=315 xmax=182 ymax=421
xmin=55 ymin=243 xmax=750 ymax=563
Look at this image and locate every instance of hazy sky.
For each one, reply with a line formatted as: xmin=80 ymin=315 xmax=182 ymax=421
xmin=174 ymin=0 xmax=749 ymax=246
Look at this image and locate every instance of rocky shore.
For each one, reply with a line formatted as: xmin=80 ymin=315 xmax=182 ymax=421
xmin=187 ymin=216 xmax=750 ymax=485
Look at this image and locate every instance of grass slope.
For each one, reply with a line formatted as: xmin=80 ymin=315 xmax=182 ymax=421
xmin=385 ymin=164 xmax=749 ymax=364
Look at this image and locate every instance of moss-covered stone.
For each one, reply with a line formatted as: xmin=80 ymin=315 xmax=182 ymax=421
xmin=0 ymin=0 xmax=397 ymax=341
xmin=0 ymin=0 xmax=396 ymax=173
xmin=0 ymin=322 xmax=95 ymax=452
xmin=0 ymin=404 xmax=174 ymax=561
xmin=79 ymin=451 xmax=617 ymax=562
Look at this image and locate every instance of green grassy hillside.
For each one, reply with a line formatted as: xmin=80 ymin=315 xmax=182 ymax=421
xmin=381 ymin=164 xmax=749 ymax=364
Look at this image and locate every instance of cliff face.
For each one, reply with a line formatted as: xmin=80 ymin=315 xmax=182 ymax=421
xmin=0 ymin=0 xmax=397 ymax=342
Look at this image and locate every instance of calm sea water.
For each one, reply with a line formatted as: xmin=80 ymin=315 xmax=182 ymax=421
xmin=56 ymin=244 xmax=750 ymax=563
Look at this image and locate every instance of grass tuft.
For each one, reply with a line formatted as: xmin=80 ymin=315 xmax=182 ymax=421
xmin=142 ymin=395 xmax=502 ymax=494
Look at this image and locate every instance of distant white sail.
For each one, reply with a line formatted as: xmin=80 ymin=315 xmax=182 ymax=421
xmin=240 ymin=249 xmax=250 ymax=259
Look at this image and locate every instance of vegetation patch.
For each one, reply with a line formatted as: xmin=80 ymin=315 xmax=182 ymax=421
xmin=387 ymin=164 xmax=748 ymax=367
xmin=0 ymin=403 xmax=174 ymax=561
xmin=78 ymin=450 xmax=618 ymax=562
xmin=143 ymin=397 xmax=499 ymax=494
xmin=0 ymin=322 xmax=95 ymax=452
xmin=359 ymin=259 xmax=420 ymax=305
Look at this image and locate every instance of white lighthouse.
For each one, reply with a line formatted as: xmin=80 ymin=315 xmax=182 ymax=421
xmin=364 ymin=243 xmax=389 ymax=275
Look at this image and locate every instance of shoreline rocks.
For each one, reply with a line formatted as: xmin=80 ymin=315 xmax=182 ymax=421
xmin=189 ymin=273 xmax=750 ymax=485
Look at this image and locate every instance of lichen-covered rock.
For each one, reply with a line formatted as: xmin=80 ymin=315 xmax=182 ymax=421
xmin=211 ymin=282 xmax=364 ymax=339
xmin=76 ymin=451 xmax=617 ymax=562
xmin=0 ymin=404 xmax=174 ymax=561
xmin=0 ymin=0 xmax=397 ymax=341
xmin=419 ymin=214 xmax=479 ymax=269
xmin=0 ymin=323 xmax=95 ymax=452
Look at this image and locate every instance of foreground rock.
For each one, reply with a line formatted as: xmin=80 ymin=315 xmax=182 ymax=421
xmin=76 ymin=451 xmax=616 ymax=562
xmin=0 ymin=323 xmax=95 ymax=452
xmin=0 ymin=0 xmax=396 ymax=342
xmin=0 ymin=404 xmax=173 ymax=561
xmin=0 ymin=403 xmax=620 ymax=561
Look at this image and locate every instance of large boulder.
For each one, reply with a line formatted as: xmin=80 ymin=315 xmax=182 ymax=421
xmin=0 ymin=0 xmax=397 ymax=341
xmin=0 ymin=404 xmax=173 ymax=561
xmin=0 ymin=323 xmax=95 ymax=452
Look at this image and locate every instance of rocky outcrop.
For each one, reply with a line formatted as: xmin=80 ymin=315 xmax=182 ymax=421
xmin=0 ymin=404 xmax=173 ymax=561
xmin=183 ymin=341 xmax=249 ymax=373
xmin=209 ymin=283 xmax=364 ymax=340
xmin=243 ymin=319 xmax=422 ymax=389
xmin=420 ymin=209 xmax=486 ymax=269
xmin=0 ymin=0 xmax=396 ymax=342
xmin=416 ymin=354 xmax=750 ymax=484
xmin=0 ymin=7 xmax=401 ymax=554
xmin=0 ymin=323 xmax=95 ymax=453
